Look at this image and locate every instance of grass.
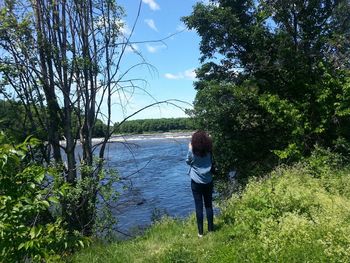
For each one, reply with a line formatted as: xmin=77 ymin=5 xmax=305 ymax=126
xmin=70 ymin=163 xmax=350 ymax=263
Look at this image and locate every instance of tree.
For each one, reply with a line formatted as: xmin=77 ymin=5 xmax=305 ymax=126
xmin=0 ymin=0 xmax=173 ymax=235
xmin=1 ymin=0 xmax=191 ymax=236
xmin=183 ymin=0 xmax=350 ymax=176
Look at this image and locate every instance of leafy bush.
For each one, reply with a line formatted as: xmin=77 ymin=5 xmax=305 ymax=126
xmin=0 ymin=134 xmax=88 ymax=262
xmin=219 ymin=163 xmax=350 ymax=262
xmin=191 ymin=82 xmax=280 ymax=177
xmin=305 ymin=145 xmax=346 ymax=177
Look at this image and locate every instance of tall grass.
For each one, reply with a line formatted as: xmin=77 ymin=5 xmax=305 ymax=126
xmin=70 ymin=162 xmax=350 ymax=262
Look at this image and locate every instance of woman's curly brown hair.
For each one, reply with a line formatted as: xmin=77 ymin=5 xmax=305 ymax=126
xmin=191 ymin=131 xmax=212 ymax=157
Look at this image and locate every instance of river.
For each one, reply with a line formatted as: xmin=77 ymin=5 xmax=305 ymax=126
xmin=102 ymin=133 xmax=198 ymax=235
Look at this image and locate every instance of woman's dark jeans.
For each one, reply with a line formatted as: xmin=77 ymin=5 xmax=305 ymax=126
xmin=191 ymin=180 xmax=214 ymax=235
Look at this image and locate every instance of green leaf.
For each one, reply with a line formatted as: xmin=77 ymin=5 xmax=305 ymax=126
xmin=35 ymin=171 xmax=45 ymax=183
xmin=48 ymin=196 xmax=59 ymax=203
xmin=18 ymin=243 xmax=25 ymax=250
xmin=41 ymin=200 xmax=49 ymax=208
xmin=29 ymin=227 xmax=35 ymax=239
xmin=78 ymin=240 xmax=84 ymax=248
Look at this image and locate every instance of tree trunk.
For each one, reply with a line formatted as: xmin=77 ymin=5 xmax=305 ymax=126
xmin=32 ymin=0 xmax=62 ymax=163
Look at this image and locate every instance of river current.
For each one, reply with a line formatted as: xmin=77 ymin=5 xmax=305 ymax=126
xmin=102 ymin=133 xmax=195 ymax=235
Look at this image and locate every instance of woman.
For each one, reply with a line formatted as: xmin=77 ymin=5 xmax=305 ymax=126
xmin=186 ymin=131 xmax=214 ymax=237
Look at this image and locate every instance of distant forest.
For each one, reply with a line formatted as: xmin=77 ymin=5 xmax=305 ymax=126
xmin=0 ymin=99 xmax=108 ymax=140
xmin=0 ymin=100 xmax=194 ymax=140
xmin=114 ymin=118 xmax=195 ymax=134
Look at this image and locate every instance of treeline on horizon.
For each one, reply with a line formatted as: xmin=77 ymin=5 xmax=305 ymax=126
xmin=0 ymin=99 xmax=107 ymax=141
xmin=114 ymin=117 xmax=195 ymax=134
xmin=0 ymin=100 xmax=194 ymax=141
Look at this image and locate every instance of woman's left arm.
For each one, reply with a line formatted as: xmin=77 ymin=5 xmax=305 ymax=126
xmin=186 ymin=143 xmax=194 ymax=165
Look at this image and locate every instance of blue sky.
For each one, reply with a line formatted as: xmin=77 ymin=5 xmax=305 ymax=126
xmin=109 ymin=0 xmax=203 ymax=122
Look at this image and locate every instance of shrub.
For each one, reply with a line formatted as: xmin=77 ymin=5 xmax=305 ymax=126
xmin=0 ymin=133 xmax=88 ymax=262
xmin=219 ymin=163 xmax=350 ymax=262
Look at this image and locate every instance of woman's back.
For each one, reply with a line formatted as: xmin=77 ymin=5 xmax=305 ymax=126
xmin=186 ymin=138 xmax=213 ymax=184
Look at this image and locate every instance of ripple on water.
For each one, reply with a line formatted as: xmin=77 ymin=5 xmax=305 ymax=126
xmin=107 ymin=137 xmax=195 ymax=233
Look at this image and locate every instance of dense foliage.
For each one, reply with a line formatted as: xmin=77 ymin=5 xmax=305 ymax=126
xmin=115 ymin=118 xmax=195 ymax=134
xmin=0 ymin=134 xmax=88 ymax=262
xmin=72 ymin=150 xmax=350 ymax=262
xmin=0 ymin=99 xmax=109 ymax=142
xmin=183 ymin=0 xmax=350 ymax=176
xmin=0 ymin=100 xmax=46 ymax=142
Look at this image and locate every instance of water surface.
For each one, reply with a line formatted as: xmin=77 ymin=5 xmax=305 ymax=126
xmin=103 ymin=134 xmax=195 ymax=234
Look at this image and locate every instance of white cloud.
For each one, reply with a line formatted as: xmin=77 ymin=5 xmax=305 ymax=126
xmin=125 ymin=44 xmax=139 ymax=53
xmin=142 ymin=0 xmax=160 ymax=11
xmin=146 ymin=45 xmax=157 ymax=53
xmin=95 ymin=17 xmax=131 ymax=36
xmin=144 ymin=19 xmax=158 ymax=31
xmin=117 ymin=19 xmax=131 ymax=35
xmin=164 ymin=73 xmax=182 ymax=80
xmin=164 ymin=69 xmax=197 ymax=80
xmin=184 ymin=69 xmax=196 ymax=79
xmin=146 ymin=44 xmax=166 ymax=53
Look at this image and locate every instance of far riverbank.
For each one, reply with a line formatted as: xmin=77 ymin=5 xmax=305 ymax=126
xmin=60 ymin=131 xmax=193 ymax=146
xmin=102 ymin=131 xmax=193 ymax=142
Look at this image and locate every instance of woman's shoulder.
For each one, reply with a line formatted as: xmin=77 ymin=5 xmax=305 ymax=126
xmin=193 ymin=152 xmax=211 ymax=159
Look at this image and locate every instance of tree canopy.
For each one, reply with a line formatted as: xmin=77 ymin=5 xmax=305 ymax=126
xmin=183 ymin=0 xmax=350 ymax=176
